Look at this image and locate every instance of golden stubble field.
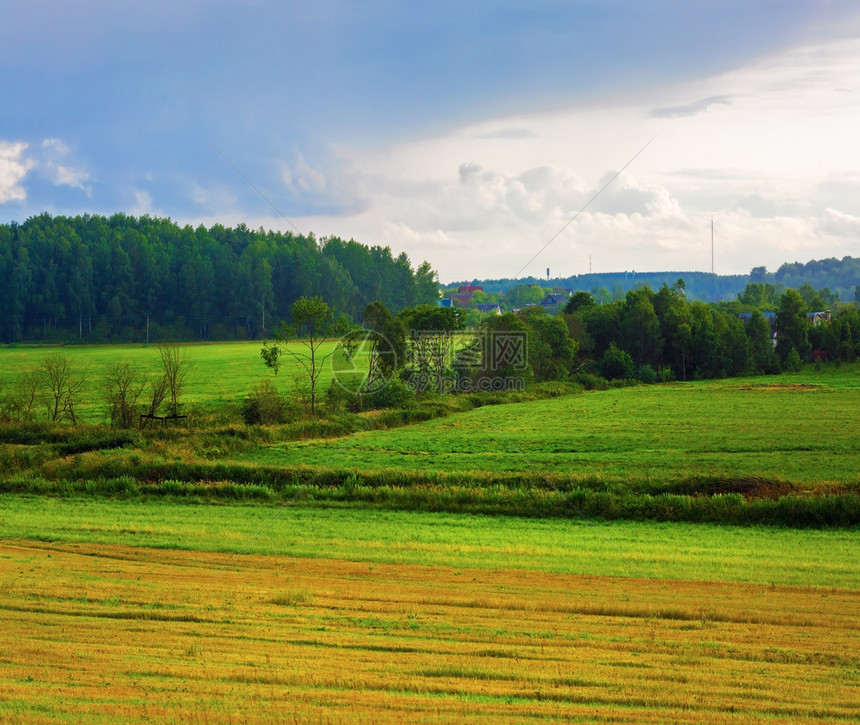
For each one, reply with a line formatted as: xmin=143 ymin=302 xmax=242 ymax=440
xmin=1 ymin=540 xmax=857 ymax=723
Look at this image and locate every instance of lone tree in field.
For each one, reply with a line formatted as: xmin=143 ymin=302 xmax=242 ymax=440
xmin=261 ymin=296 xmax=354 ymax=416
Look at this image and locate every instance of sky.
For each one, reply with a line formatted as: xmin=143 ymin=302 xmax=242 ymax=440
xmin=3 ymin=1 xmax=860 ymax=284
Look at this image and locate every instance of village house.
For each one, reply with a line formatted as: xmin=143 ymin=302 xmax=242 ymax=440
xmin=540 ymin=292 xmax=572 ymax=308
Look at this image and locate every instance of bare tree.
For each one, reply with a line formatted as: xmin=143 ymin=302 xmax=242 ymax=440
xmin=3 ymin=371 xmax=42 ymax=421
xmin=145 ymin=373 xmax=169 ymax=418
xmin=41 ymin=354 xmax=86 ymax=424
xmin=104 ymin=361 xmax=147 ymax=428
xmin=12 ymin=371 xmax=43 ymax=421
xmin=158 ymin=345 xmax=192 ymax=417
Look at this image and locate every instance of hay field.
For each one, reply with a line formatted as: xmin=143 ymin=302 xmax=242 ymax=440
xmin=1 ymin=539 xmax=857 ymax=723
xmin=1 ymin=501 xmax=858 ymax=723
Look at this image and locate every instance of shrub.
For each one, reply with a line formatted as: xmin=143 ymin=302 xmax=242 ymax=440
xmin=241 ymin=379 xmax=295 ymax=425
xmin=329 ymin=377 xmax=417 ymax=412
xmin=325 ymin=378 xmax=360 ymax=412
xmin=600 ymin=343 xmax=634 ymax=380
xmin=636 ymin=364 xmax=658 ymax=384
xmin=361 ymin=378 xmax=416 ymax=410
xmin=657 ymin=367 xmax=676 ymax=383
xmin=572 ymin=372 xmax=608 ymax=391
xmin=785 ymin=347 xmax=803 ymax=372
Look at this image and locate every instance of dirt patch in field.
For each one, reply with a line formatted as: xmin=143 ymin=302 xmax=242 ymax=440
xmin=725 ymin=477 xmax=794 ymax=499
xmin=735 ymin=383 xmax=823 ymax=392
xmin=680 ymin=476 xmax=794 ymax=499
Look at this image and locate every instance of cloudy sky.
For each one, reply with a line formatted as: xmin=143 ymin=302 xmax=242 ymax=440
xmin=3 ymin=1 xmax=860 ymax=283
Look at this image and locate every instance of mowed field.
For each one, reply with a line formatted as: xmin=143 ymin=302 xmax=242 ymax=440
xmin=251 ymin=377 xmax=860 ymax=487
xmin=1 ymin=343 xmax=859 ymax=721
xmin=1 ymin=501 xmax=859 ymax=723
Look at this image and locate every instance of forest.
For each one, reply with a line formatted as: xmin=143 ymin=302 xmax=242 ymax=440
xmin=0 ymin=213 xmax=439 ymax=344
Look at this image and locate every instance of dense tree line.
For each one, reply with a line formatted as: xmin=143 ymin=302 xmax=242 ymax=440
xmin=335 ymin=286 xmax=860 ymax=410
xmin=0 ymin=213 xmax=439 ymax=343
xmin=443 ymin=281 xmax=857 ymax=389
xmin=562 ymin=282 xmax=860 ymax=382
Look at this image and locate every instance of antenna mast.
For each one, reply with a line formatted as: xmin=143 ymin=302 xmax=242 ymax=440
xmin=711 ymin=216 xmax=714 ymax=275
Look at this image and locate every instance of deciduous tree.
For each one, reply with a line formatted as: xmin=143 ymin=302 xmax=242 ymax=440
xmin=262 ymin=296 xmax=355 ymax=415
xmin=104 ymin=361 xmax=147 ymax=428
xmin=158 ymin=345 xmax=192 ymax=417
xmin=776 ymin=289 xmax=811 ymax=363
xmin=41 ymin=354 xmax=85 ymax=424
xmin=398 ymin=304 xmax=463 ymax=393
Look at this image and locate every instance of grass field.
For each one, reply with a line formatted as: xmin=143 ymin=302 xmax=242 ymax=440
xmin=1 ymin=500 xmax=858 ymax=722
xmin=3 ymin=498 xmax=859 ymax=586
xmin=1 ymin=344 xmax=858 ymax=720
xmin=0 ymin=341 xmax=358 ymax=422
xmin=1 ymin=350 xmax=858 ymax=525
xmin=251 ymin=378 xmax=860 ymax=488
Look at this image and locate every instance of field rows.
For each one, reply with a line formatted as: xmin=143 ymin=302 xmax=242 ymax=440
xmin=1 ymin=539 xmax=858 ymax=723
xmin=252 ymin=382 xmax=860 ymax=487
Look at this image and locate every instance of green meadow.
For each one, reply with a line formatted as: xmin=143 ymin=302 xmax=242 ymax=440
xmin=1 ymin=343 xmax=859 ymax=526
xmin=1 ymin=496 xmax=857 ymax=587
xmin=251 ymin=379 xmax=860 ymax=487
xmin=0 ymin=340 xmax=358 ymax=422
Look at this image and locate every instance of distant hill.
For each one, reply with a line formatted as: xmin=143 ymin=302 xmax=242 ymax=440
xmin=452 ymin=256 xmax=860 ymax=304
xmin=763 ymin=257 xmax=860 ymax=301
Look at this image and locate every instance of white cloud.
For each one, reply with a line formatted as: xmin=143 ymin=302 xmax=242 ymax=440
xmin=283 ymin=31 xmax=860 ymax=281
xmin=41 ymin=138 xmax=69 ymax=153
xmin=130 ymin=190 xmax=156 ymax=216
xmin=41 ymin=139 xmax=91 ymax=193
xmin=475 ymin=127 xmax=538 ymax=140
xmin=649 ymin=95 xmax=734 ymax=118
xmin=0 ymin=141 xmax=35 ymax=203
xmin=281 ymin=154 xmax=328 ymax=196
xmin=817 ymin=207 xmax=860 ymax=238
xmin=53 ymin=165 xmax=90 ymax=190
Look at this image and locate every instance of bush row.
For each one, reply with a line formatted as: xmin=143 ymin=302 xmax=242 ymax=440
xmin=3 ymin=475 xmax=857 ymax=528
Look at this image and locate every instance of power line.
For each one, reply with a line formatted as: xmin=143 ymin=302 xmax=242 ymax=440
xmin=206 ymin=139 xmax=303 ymax=237
xmin=512 ymin=136 xmax=656 ymax=279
